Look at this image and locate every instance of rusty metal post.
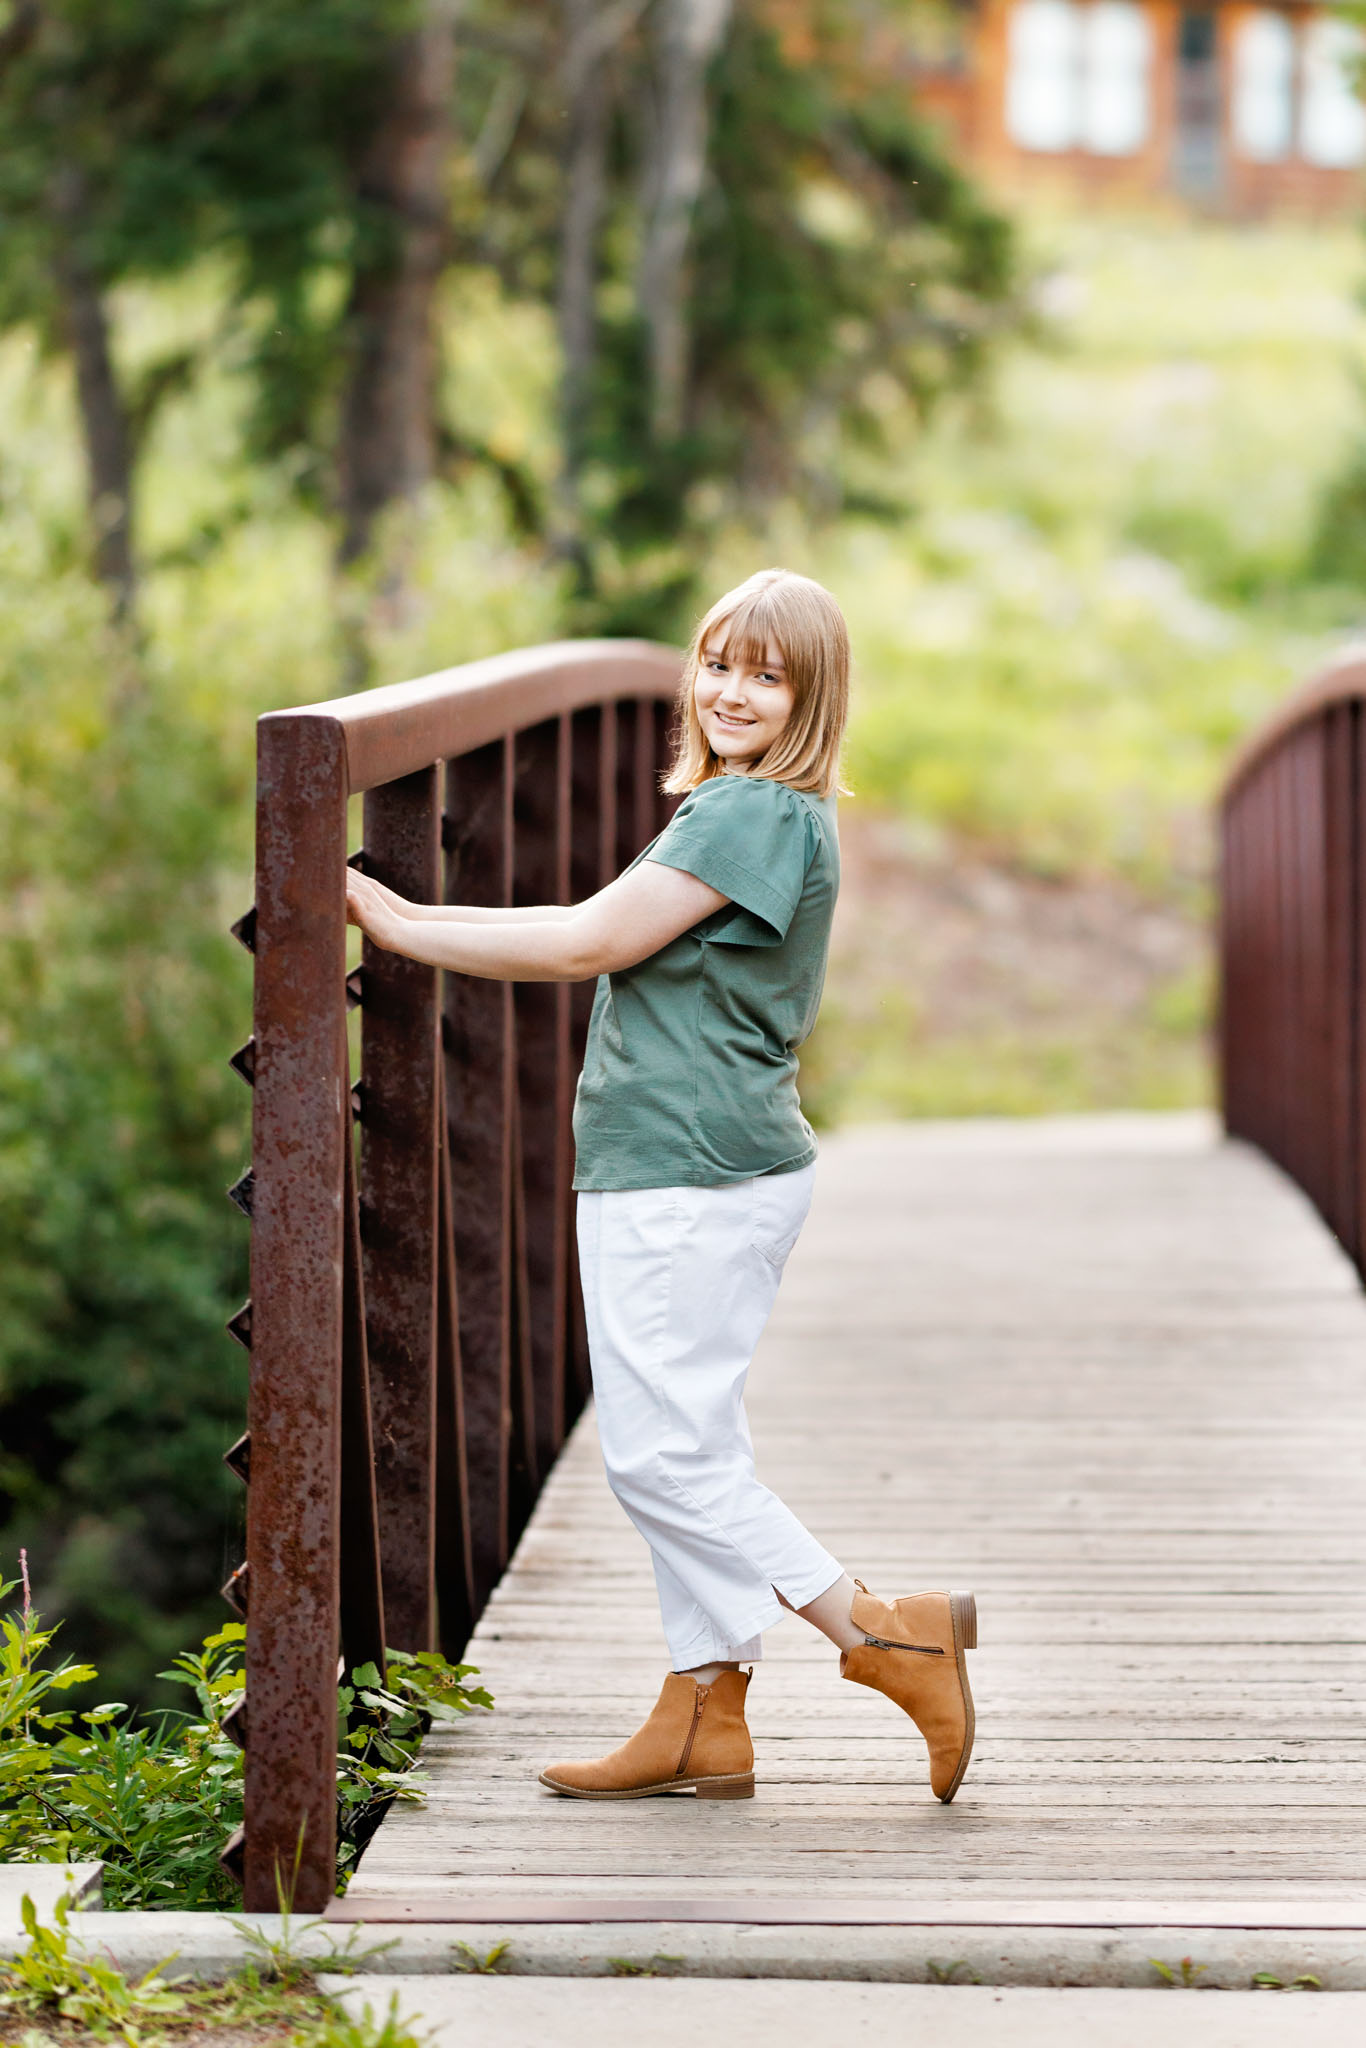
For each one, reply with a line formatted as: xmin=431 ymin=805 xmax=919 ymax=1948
xmin=360 ymin=767 xmax=442 ymax=1653
xmin=514 ymin=716 xmax=573 ymax=1477
xmin=244 ymin=712 xmax=348 ymax=1914
xmin=443 ymin=740 xmax=514 ymax=1610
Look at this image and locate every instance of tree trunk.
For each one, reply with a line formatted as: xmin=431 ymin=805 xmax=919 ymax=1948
xmin=336 ymin=1 xmax=456 ymax=577
xmin=557 ymin=0 xmax=613 ymax=516
xmin=637 ymin=0 xmax=731 ymax=443
xmin=554 ymin=1 xmax=648 ymax=556
xmin=49 ymin=165 xmax=136 ymax=621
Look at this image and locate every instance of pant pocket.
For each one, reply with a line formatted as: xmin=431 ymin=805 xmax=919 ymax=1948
xmin=751 ymin=1167 xmax=815 ymax=1268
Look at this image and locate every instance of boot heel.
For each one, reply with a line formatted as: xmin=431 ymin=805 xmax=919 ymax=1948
xmin=695 ymin=1774 xmax=755 ymax=1800
xmin=951 ymin=1591 xmax=978 ymax=1651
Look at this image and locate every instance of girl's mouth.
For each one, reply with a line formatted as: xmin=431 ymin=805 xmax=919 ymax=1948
xmin=714 ymin=713 xmax=755 ymax=729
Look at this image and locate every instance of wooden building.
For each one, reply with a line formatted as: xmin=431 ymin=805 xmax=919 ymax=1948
xmin=906 ymin=1 xmax=1366 ymax=214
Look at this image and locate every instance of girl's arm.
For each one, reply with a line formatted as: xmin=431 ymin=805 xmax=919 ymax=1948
xmin=345 ymin=861 xmax=725 ymax=982
xmin=356 ymin=873 xmax=586 ymax=925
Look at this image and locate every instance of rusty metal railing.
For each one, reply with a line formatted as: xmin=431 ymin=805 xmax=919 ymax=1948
xmin=220 ymin=640 xmax=680 ymax=1909
xmin=1220 ymin=646 xmax=1366 ymax=1275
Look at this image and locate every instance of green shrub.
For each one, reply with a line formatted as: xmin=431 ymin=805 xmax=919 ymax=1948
xmin=1 ymin=1562 xmax=490 ymax=1906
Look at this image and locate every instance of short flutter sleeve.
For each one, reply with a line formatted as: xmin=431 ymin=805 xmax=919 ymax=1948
xmin=647 ymin=775 xmax=811 ymax=948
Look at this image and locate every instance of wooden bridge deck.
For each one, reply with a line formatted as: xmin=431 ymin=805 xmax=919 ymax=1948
xmin=347 ymin=1114 xmax=1366 ymax=1919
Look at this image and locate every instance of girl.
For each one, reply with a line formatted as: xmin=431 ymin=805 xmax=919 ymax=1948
xmin=346 ymin=567 xmax=977 ymax=1806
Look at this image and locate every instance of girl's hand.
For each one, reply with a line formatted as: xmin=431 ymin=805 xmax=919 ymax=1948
xmin=346 ymin=869 xmax=400 ymax=946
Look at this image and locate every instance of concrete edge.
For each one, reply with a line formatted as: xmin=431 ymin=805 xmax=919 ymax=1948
xmin=0 ymin=1863 xmax=103 ymax=1931
xmin=1 ymin=1916 xmax=1363 ymax=1990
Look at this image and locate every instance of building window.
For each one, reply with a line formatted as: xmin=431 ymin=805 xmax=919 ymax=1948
xmin=1006 ymin=0 xmax=1151 ymax=155
xmin=1006 ymin=0 xmax=1081 ymax=152
xmin=1233 ymin=12 xmax=1295 ymax=163
xmin=1080 ymin=2 xmax=1152 ymax=154
xmin=1300 ymin=17 xmax=1366 ymax=168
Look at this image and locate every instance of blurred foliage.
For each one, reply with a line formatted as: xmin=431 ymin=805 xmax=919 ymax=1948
xmin=0 ymin=0 xmax=1021 ymax=624
xmin=0 ymin=0 xmax=415 ymax=487
xmin=455 ymin=0 xmax=1021 ymax=632
xmin=0 ymin=562 xmax=253 ymax=1697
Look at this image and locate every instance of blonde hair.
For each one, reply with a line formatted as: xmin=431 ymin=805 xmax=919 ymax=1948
xmin=663 ymin=568 xmax=851 ymax=800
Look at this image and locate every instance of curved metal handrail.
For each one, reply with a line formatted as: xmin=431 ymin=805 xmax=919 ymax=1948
xmin=265 ymin=637 xmax=681 ymax=794
xmin=1221 ymin=643 xmax=1366 ymax=803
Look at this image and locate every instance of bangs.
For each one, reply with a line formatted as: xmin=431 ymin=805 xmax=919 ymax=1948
xmin=708 ymin=591 xmax=787 ymax=673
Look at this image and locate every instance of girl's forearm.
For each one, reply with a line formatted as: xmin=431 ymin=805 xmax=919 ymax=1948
xmin=367 ymin=906 xmax=595 ymax=981
xmin=366 ymin=877 xmax=577 ymax=925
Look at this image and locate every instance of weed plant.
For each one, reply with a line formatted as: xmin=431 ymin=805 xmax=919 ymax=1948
xmin=1 ymin=1563 xmax=490 ymax=1908
xmin=0 ymin=1888 xmax=430 ymax=2045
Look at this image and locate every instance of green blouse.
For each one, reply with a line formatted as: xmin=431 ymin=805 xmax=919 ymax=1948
xmin=572 ymin=772 xmax=839 ymax=1192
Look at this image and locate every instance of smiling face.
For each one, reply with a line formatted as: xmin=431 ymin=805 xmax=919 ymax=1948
xmin=693 ymin=634 xmax=796 ymax=774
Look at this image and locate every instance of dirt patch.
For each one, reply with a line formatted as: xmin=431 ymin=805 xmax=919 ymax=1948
xmin=802 ymin=810 xmax=1212 ymax=1121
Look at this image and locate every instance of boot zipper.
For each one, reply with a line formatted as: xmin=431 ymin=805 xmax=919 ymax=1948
xmin=676 ymin=1692 xmax=706 ymax=1776
xmin=851 ymin=1583 xmax=946 ymax=1657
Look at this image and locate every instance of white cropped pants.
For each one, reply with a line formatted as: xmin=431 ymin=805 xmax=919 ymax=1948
xmin=576 ymin=1166 xmax=843 ymax=1669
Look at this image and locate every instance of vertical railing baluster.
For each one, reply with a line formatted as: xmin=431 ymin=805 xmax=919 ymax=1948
xmin=514 ymin=716 xmax=573 ymax=1478
xmin=1217 ymin=783 xmax=1240 ymax=1141
xmin=360 ymin=767 xmax=442 ymax=1653
xmin=443 ymin=740 xmax=514 ymax=1611
xmin=1301 ymin=721 xmax=1330 ymax=1219
xmin=339 ymin=1130 xmax=387 ymax=1678
xmin=244 ymin=711 xmax=348 ymax=1914
xmin=565 ymin=705 xmax=619 ymax=1409
xmin=598 ymin=700 xmax=620 ymax=890
xmin=633 ymin=691 xmax=656 ymax=852
xmin=506 ymin=1080 xmax=538 ymax=1540
xmin=654 ymin=695 xmax=679 ymax=832
xmin=614 ymin=697 xmax=640 ymax=870
xmin=434 ymin=1063 xmax=475 ymax=1657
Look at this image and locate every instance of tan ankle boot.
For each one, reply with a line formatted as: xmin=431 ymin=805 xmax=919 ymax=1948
xmin=539 ymin=1669 xmax=755 ymax=1801
xmin=840 ymin=1581 xmax=977 ymax=1802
